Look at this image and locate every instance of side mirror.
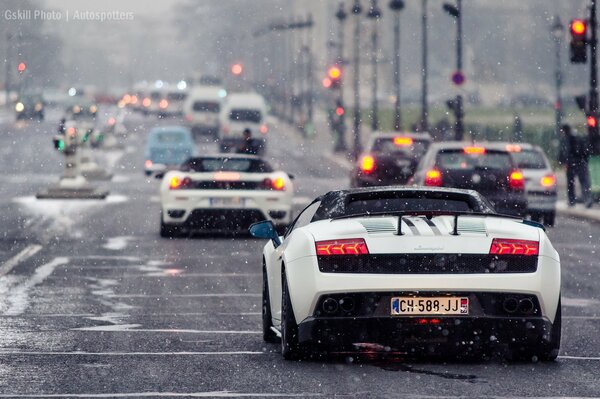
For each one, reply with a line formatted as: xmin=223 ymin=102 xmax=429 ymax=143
xmin=249 ymin=220 xmax=281 ymax=248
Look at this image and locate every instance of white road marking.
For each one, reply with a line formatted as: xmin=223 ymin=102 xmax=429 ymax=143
xmin=0 ymin=350 xmax=264 ymax=356
xmin=103 ymin=236 xmax=134 ymax=251
xmin=106 ymin=293 xmax=260 ymax=298
xmin=559 ymin=355 xmax=600 ymax=361
xmin=292 ymin=196 xmax=311 ymax=205
xmin=72 ymin=326 xmax=261 ymax=334
xmin=0 ymin=244 xmax=42 ymax=277
xmin=0 ymin=392 xmax=319 ymax=398
xmin=2 ymin=257 xmax=69 ymax=316
xmin=562 ymin=297 xmax=600 ymax=308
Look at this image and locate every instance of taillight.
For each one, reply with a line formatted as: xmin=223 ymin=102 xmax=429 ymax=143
xmin=143 ymin=98 xmax=151 ymax=107
xmin=509 ymin=170 xmax=525 ymax=190
xmin=169 ymin=176 xmax=191 ymax=190
xmin=316 ymin=239 xmax=369 ymax=256
xmin=159 ymin=99 xmax=169 ymax=109
xmin=540 ymin=174 xmax=556 ymax=188
xmin=360 ymin=155 xmax=375 ymax=174
xmin=145 ymin=160 xmax=153 ymax=168
xmin=489 ymin=238 xmax=539 ymax=256
xmin=424 ymin=169 xmax=442 ymax=186
xmin=185 ymin=114 xmax=193 ymax=122
xmin=262 ymin=177 xmax=286 ymax=191
xmin=260 ymin=124 xmax=269 ymax=134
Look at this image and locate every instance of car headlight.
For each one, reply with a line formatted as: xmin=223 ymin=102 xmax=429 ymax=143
xmin=15 ymin=102 xmax=24 ymax=112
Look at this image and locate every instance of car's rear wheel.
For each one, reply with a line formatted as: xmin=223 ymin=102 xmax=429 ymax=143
xmin=281 ymin=273 xmax=308 ymax=360
xmin=160 ymin=212 xmax=181 ymax=238
xmin=530 ymin=212 xmax=542 ymax=223
xmin=262 ymin=267 xmax=279 ymax=343
xmin=544 ymin=211 xmax=556 ymax=227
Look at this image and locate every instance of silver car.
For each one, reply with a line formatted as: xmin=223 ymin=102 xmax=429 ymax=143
xmin=506 ymin=143 xmax=557 ymax=226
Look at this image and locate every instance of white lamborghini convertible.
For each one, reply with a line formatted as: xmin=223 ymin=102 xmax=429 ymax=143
xmin=250 ymin=187 xmax=561 ymax=361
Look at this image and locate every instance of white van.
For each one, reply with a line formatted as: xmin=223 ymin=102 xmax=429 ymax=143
xmin=183 ymin=87 xmax=224 ymax=138
xmin=219 ymin=93 xmax=268 ymax=152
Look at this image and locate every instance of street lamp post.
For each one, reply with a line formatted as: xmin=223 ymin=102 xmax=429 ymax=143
xmin=443 ymin=0 xmax=464 ymax=141
xmin=389 ymin=0 xmax=404 ymax=131
xmin=420 ymin=0 xmax=429 ymax=132
xmin=352 ymin=0 xmax=362 ymax=158
xmin=367 ymin=0 xmax=381 ymax=132
xmin=334 ymin=2 xmax=348 ymax=152
xmin=551 ymin=15 xmax=564 ymax=140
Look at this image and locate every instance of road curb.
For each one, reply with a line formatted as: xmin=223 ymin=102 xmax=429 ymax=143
xmin=556 ymin=205 xmax=600 ymax=223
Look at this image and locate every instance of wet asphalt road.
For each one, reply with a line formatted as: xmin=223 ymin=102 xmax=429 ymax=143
xmin=0 ymin=109 xmax=600 ymax=398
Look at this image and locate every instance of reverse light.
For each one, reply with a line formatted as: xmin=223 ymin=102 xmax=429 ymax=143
xmin=509 ymin=170 xmax=525 ymax=190
xmin=464 ymin=146 xmax=486 ymax=155
xmin=540 ymin=174 xmax=557 ymax=188
xmin=316 ymin=239 xmax=369 ymax=256
xmin=490 ymin=238 xmax=539 ymax=256
xmin=360 ymin=155 xmax=376 ymax=174
xmin=393 ymin=136 xmax=413 ymax=146
xmin=424 ymin=169 xmax=442 ymax=186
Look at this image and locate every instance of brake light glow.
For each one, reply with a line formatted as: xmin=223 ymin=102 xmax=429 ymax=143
xmin=424 ymin=169 xmax=442 ymax=186
xmin=169 ymin=176 xmax=191 ymax=190
xmin=272 ymin=177 xmax=285 ymax=190
xmin=145 ymin=160 xmax=153 ymax=168
xmin=159 ymin=99 xmax=169 ymax=109
xmin=509 ymin=170 xmax=525 ymax=190
xmin=142 ymin=97 xmax=151 ymax=107
xmin=540 ymin=174 xmax=556 ymax=188
xmin=316 ymin=239 xmax=369 ymax=256
xmin=505 ymin=144 xmax=522 ymax=152
xmin=490 ymin=238 xmax=539 ymax=256
xmin=393 ymin=137 xmax=413 ymax=146
xmin=260 ymin=124 xmax=269 ymax=134
xmin=360 ymin=155 xmax=376 ymax=174
xmin=464 ymin=146 xmax=486 ymax=154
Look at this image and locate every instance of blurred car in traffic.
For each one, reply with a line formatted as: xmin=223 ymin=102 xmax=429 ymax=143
xmin=505 ymin=143 xmax=557 ymax=226
xmin=219 ymin=93 xmax=268 ymax=153
xmin=144 ymin=126 xmax=196 ymax=176
xmin=250 ymin=186 xmax=561 ymax=361
xmin=160 ymin=154 xmax=293 ymax=237
xmin=161 ymin=86 xmax=188 ymax=117
xmin=351 ymin=132 xmax=432 ymax=187
xmin=184 ymin=86 xmax=224 ymax=138
xmin=15 ymin=94 xmax=45 ymax=121
xmin=410 ymin=142 xmax=528 ymax=216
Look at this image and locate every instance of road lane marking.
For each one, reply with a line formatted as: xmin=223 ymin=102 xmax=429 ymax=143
xmin=559 ymin=355 xmax=600 ymax=360
xmin=2 ymin=257 xmax=69 ymax=316
xmin=0 ymin=244 xmax=42 ymax=277
xmin=72 ymin=326 xmax=261 ymax=334
xmin=106 ymin=293 xmax=261 ymax=298
xmin=292 ymin=196 xmax=311 ymax=205
xmin=0 ymin=350 xmax=264 ymax=356
xmin=0 ymin=392 xmax=320 ymax=398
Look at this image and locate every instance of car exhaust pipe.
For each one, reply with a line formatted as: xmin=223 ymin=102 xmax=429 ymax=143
xmin=502 ymin=297 xmax=519 ymax=313
xmin=322 ymin=298 xmax=339 ymax=314
xmin=339 ymin=297 xmax=355 ymax=313
xmin=518 ymin=298 xmax=535 ymax=314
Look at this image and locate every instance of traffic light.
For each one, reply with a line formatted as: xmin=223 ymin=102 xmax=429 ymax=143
xmin=570 ymin=19 xmax=588 ymax=63
xmin=326 ymin=65 xmax=342 ymax=89
xmin=588 ymin=115 xmax=598 ymax=128
xmin=231 ymin=63 xmax=243 ymax=76
xmin=53 ymin=136 xmax=65 ymax=151
xmin=17 ymin=62 xmax=26 ymax=73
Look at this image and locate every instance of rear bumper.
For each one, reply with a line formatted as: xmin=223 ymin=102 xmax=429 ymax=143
xmin=352 ymin=173 xmax=411 ymax=187
xmin=486 ymin=195 xmax=528 ymax=216
xmin=297 ymin=315 xmax=554 ymax=350
xmin=526 ymin=190 xmax=557 ymax=212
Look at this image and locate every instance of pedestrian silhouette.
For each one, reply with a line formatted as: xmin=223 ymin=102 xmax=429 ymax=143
xmin=558 ymin=124 xmax=592 ymax=207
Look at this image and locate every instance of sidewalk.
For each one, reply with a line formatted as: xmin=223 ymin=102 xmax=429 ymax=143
xmin=554 ymin=170 xmax=600 ymax=223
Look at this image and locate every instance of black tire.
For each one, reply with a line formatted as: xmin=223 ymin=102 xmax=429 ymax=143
xmin=530 ymin=212 xmax=542 ymax=223
xmin=160 ymin=213 xmax=181 ymax=238
xmin=508 ymin=298 xmax=561 ymax=362
xmin=281 ymin=272 xmax=305 ymax=360
xmin=262 ymin=266 xmax=279 ymax=343
xmin=544 ymin=211 xmax=556 ymax=227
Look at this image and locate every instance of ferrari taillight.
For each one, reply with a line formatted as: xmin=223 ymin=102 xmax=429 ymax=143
xmin=424 ymin=169 xmax=442 ymax=186
xmin=315 ymin=239 xmax=369 ymax=256
xmin=169 ymin=176 xmax=192 ymax=190
xmin=489 ymin=238 xmax=539 ymax=256
xmin=262 ymin=177 xmax=286 ymax=191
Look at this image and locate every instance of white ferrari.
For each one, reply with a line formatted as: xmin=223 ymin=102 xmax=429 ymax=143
xmin=160 ymin=154 xmax=294 ymax=237
xmin=250 ymin=187 xmax=561 ymax=361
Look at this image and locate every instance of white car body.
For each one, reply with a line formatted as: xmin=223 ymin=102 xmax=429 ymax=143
xmin=159 ymin=154 xmax=293 ymax=235
xmin=183 ymin=87 xmax=224 ymax=136
xmin=256 ymin=187 xmax=561 ymax=360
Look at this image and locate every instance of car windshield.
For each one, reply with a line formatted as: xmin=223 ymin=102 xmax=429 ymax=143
xmin=436 ymin=150 xmax=513 ymax=170
xmin=193 ymin=101 xmax=220 ymax=112
xmin=512 ymin=150 xmax=547 ymax=169
xmin=371 ymin=138 xmax=429 ymax=157
xmin=182 ymin=157 xmax=273 ymax=173
xmin=167 ymin=92 xmax=186 ymax=101
xmin=149 ymin=148 xmax=192 ymax=165
xmin=229 ymin=109 xmax=262 ymax=123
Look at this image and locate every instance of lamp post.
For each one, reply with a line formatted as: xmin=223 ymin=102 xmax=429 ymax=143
xmin=367 ymin=0 xmax=381 ymax=132
xmin=352 ymin=0 xmax=362 ymax=158
xmin=334 ymin=3 xmax=348 ymax=152
xmin=443 ymin=0 xmax=464 ymax=141
xmin=420 ymin=0 xmax=429 ymax=132
xmin=550 ymin=16 xmax=564 ymax=140
xmin=389 ymin=0 xmax=404 ymax=131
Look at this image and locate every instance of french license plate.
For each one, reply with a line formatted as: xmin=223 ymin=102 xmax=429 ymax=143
xmin=209 ymin=197 xmax=245 ymax=207
xmin=391 ymin=297 xmax=469 ymax=316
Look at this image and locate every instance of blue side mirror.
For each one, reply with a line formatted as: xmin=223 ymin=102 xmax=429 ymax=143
xmin=249 ymin=220 xmax=281 ymax=247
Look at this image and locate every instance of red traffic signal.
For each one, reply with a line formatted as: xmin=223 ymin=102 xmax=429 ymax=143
xmin=327 ymin=66 xmax=342 ymax=80
xmin=571 ymin=19 xmax=587 ymax=38
xmin=335 ymin=106 xmax=345 ymax=116
xmin=231 ymin=63 xmax=243 ymax=76
xmin=570 ymin=19 xmax=588 ymax=63
xmin=587 ymin=115 xmax=597 ymax=128
xmin=325 ymin=65 xmax=342 ymax=89
xmin=17 ymin=62 xmax=26 ymax=73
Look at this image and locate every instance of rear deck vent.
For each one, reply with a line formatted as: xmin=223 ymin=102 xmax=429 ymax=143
xmin=359 ymin=219 xmax=397 ymax=234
